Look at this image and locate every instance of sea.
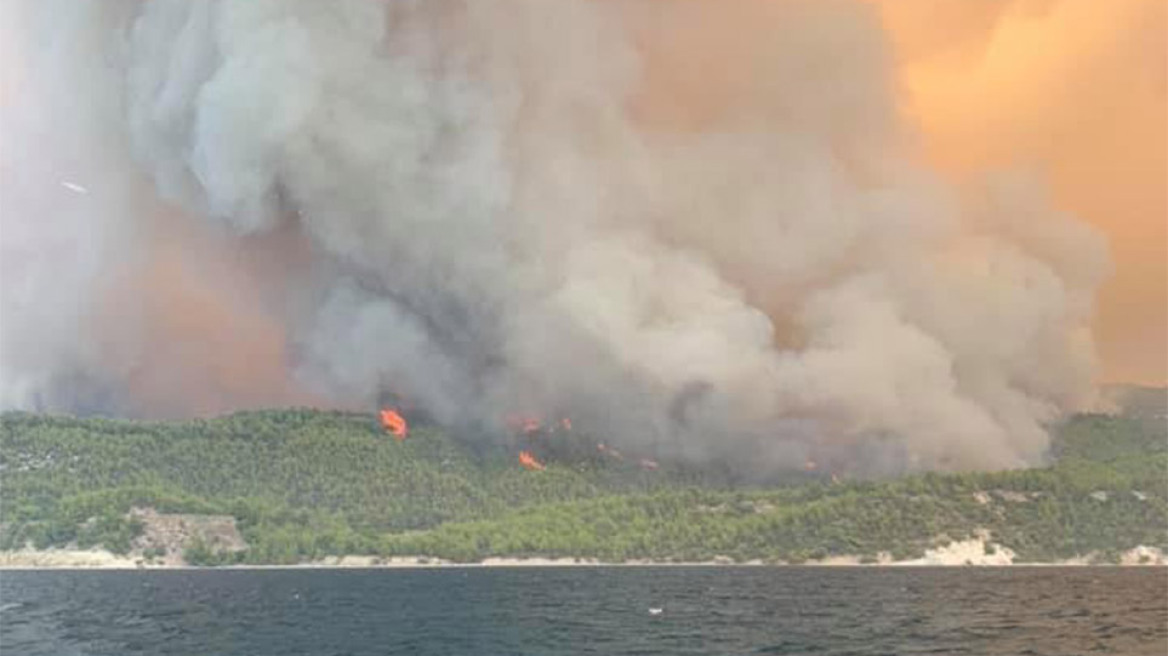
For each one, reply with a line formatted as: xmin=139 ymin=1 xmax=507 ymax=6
xmin=1 ymin=567 xmax=1164 ymax=655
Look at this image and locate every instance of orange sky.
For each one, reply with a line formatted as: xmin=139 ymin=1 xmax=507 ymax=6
xmin=877 ymin=0 xmax=1167 ymax=385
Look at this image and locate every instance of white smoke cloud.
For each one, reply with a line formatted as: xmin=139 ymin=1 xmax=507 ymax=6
xmin=0 ymin=0 xmax=1108 ymax=472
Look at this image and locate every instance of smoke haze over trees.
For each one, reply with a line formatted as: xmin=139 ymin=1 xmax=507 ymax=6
xmin=2 ymin=404 xmax=1164 ymax=564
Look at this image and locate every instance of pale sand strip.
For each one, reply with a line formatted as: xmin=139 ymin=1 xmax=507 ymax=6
xmin=1 ymin=543 xmax=1163 ymax=570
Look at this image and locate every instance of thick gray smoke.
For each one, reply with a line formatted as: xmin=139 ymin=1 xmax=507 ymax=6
xmin=0 ymin=0 xmax=1108 ymax=472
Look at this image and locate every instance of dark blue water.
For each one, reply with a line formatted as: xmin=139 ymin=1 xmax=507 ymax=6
xmin=1 ymin=567 xmax=1164 ymax=655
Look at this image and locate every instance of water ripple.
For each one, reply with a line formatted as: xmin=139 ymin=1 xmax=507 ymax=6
xmin=0 ymin=567 xmax=1164 ymax=656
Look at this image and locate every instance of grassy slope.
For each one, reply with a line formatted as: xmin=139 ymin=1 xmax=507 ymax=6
xmin=1 ymin=401 xmax=1164 ymax=564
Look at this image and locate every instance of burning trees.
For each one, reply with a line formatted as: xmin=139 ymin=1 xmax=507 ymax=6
xmin=518 ymin=450 xmax=545 ymax=471
xmin=380 ymin=408 xmax=408 ymax=441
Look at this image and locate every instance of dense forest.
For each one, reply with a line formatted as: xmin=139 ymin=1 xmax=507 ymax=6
xmin=1 ymin=387 xmax=1164 ymax=565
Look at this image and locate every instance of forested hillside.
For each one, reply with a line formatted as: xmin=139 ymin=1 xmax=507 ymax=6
xmin=1 ymin=395 xmax=1164 ymax=565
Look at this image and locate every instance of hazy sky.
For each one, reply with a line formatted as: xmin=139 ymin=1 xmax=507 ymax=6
xmin=878 ymin=0 xmax=1166 ymax=385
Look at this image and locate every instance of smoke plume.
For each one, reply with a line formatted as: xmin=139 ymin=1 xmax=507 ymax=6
xmin=0 ymin=0 xmax=1115 ymax=472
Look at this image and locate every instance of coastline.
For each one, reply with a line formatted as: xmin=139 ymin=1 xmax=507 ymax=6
xmin=3 ymin=541 xmax=1164 ymax=571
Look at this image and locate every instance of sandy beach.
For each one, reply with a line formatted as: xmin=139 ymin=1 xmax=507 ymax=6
xmin=2 ymin=540 xmax=1163 ymax=570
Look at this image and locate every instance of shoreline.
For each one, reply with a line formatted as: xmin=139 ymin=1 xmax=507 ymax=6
xmin=3 ymin=548 xmax=1164 ymax=571
xmin=3 ymin=563 xmax=1163 ymax=571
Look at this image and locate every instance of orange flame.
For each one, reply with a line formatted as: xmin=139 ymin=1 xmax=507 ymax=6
xmin=518 ymin=450 xmax=545 ymax=471
xmin=560 ymin=418 xmax=572 ymax=431
xmin=380 ymin=408 xmax=408 ymax=441
xmin=639 ymin=458 xmax=659 ymax=471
